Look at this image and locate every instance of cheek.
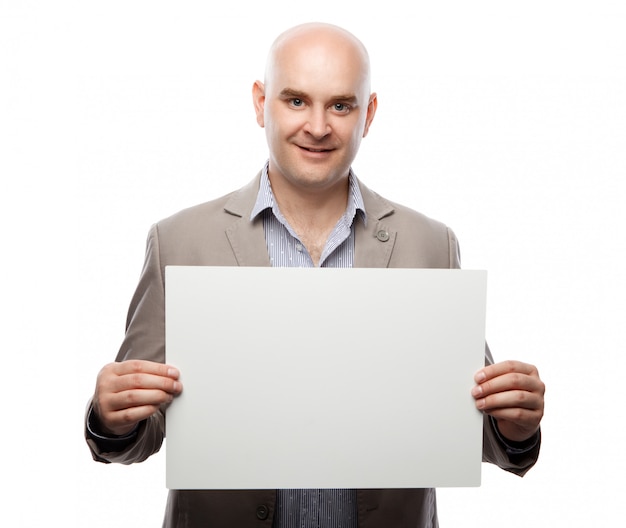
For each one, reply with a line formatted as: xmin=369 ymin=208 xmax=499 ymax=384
xmin=336 ymin=115 xmax=367 ymax=144
xmin=262 ymin=109 xmax=281 ymax=142
xmin=270 ymin=116 xmax=304 ymax=146
xmin=344 ymin=124 xmax=366 ymax=151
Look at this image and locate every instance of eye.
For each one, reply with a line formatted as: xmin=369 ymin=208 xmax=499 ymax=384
xmin=290 ymin=98 xmax=304 ymax=107
xmin=333 ymin=102 xmax=351 ymax=114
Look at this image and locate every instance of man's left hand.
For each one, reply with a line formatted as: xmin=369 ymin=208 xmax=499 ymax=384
xmin=472 ymin=360 xmax=545 ymax=443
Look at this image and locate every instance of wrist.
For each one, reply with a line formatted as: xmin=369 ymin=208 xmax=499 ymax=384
xmin=491 ymin=416 xmax=540 ymax=452
xmin=88 ymin=406 xmax=139 ymax=439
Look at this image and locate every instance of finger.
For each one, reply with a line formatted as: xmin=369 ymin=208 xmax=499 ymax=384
xmin=111 ymin=359 xmax=180 ymax=380
xmin=95 ymin=384 xmax=176 ymax=435
xmin=97 ymin=360 xmax=182 ymax=396
xmin=113 ymin=371 xmax=182 ymax=395
xmin=103 ymin=404 xmax=163 ymax=433
xmin=474 ymin=360 xmax=539 ymax=384
xmin=104 ymin=387 xmax=176 ymax=413
xmin=472 ymin=371 xmax=545 ymax=400
xmin=475 ymin=388 xmax=544 ymax=413
xmin=475 ymin=390 xmax=544 ymax=444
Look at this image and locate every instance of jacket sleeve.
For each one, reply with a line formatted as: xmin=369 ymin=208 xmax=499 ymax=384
xmin=453 ymin=231 xmax=541 ymax=476
xmin=85 ymin=225 xmax=168 ymax=464
xmin=481 ymin=344 xmax=541 ymax=476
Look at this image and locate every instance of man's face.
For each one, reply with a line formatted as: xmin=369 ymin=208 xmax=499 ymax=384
xmin=253 ymin=33 xmax=377 ymax=194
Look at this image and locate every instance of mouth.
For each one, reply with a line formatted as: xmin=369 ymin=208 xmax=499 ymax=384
xmin=298 ymin=145 xmax=334 ymax=153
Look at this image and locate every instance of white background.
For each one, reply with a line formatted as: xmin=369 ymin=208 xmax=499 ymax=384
xmin=1 ymin=1 xmax=624 ymax=526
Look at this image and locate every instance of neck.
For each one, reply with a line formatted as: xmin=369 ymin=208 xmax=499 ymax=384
xmin=268 ymin=170 xmax=350 ymax=266
xmin=269 ymin=171 xmax=350 ymax=226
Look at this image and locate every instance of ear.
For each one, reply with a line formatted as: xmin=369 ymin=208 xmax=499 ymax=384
xmin=252 ymin=80 xmax=266 ymax=128
xmin=362 ymin=92 xmax=378 ymax=138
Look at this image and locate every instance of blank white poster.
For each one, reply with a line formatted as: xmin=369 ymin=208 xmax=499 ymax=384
xmin=165 ymin=267 xmax=487 ymax=489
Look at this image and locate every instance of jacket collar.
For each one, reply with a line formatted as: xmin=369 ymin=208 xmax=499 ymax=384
xmin=223 ymin=172 xmax=397 ymax=268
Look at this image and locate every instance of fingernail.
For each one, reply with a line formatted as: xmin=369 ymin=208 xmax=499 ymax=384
xmin=168 ymin=368 xmax=180 ymax=378
xmin=474 ymin=370 xmax=486 ymax=383
xmin=471 ymin=385 xmax=483 ymax=397
xmin=476 ymin=398 xmax=486 ymax=410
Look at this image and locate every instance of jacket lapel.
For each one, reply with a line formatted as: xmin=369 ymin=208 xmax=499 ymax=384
xmin=223 ymin=174 xmax=272 ymax=267
xmin=354 ymin=179 xmax=397 ymax=268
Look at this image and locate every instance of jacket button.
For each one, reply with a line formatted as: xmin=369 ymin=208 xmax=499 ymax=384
xmin=376 ymin=229 xmax=390 ymax=242
xmin=256 ymin=504 xmax=269 ymax=520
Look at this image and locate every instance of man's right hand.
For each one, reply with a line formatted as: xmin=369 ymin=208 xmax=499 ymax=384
xmin=92 ymin=359 xmax=183 ymax=436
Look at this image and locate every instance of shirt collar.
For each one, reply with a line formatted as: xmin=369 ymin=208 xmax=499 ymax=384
xmin=250 ymin=162 xmax=367 ymax=226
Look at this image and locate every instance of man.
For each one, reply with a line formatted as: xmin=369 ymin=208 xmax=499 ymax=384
xmin=86 ymin=22 xmax=544 ymax=527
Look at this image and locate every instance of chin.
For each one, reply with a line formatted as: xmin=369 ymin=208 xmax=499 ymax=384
xmin=297 ymin=171 xmax=347 ymax=190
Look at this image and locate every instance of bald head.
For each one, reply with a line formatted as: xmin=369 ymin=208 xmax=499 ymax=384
xmin=252 ymin=23 xmax=377 ymax=197
xmin=264 ymin=23 xmax=372 ymax=97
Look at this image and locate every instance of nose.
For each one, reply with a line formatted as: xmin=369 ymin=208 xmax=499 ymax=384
xmin=303 ymin=107 xmax=331 ymax=139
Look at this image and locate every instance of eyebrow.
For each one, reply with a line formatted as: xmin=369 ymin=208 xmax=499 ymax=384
xmin=279 ymin=88 xmax=359 ymax=105
xmin=279 ymin=88 xmax=308 ymax=99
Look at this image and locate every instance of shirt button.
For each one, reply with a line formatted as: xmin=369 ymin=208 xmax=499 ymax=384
xmin=376 ymin=229 xmax=390 ymax=242
xmin=296 ymin=244 xmax=303 ymax=252
xmin=256 ymin=504 xmax=269 ymax=520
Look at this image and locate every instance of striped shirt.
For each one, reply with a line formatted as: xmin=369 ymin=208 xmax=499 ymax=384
xmin=250 ymin=164 xmax=365 ymax=527
xmin=250 ymin=165 xmax=366 ymax=268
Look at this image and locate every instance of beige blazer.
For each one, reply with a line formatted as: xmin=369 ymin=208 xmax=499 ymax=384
xmin=86 ymin=174 xmax=540 ymax=528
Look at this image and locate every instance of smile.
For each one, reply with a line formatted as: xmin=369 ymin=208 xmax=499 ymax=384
xmin=299 ymin=146 xmax=333 ymax=153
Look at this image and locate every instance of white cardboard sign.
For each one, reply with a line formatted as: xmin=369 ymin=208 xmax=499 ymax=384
xmin=165 ymin=267 xmax=487 ymax=489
